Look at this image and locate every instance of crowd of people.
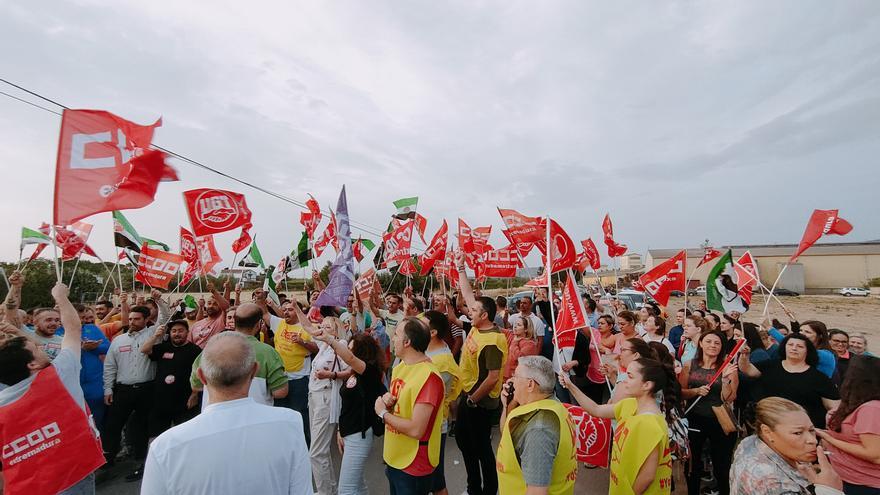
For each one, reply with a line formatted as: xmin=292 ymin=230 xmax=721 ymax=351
xmin=0 ymin=259 xmax=878 ymax=495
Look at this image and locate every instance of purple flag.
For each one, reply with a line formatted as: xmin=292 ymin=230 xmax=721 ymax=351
xmin=314 ymin=186 xmax=355 ymax=307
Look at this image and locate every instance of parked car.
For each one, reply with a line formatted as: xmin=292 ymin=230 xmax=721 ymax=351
xmin=506 ymin=290 xmax=535 ymax=311
xmin=669 ymin=290 xmax=685 ymax=297
xmin=771 ymin=288 xmax=800 ymax=296
xmin=687 ymin=286 xmax=706 ymax=296
xmin=617 ymin=291 xmax=645 ymax=309
xmin=838 ymin=287 xmax=870 ymax=297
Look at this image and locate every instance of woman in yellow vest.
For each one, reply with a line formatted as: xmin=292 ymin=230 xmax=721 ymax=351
xmin=375 ymin=317 xmax=445 ymax=495
xmin=497 ymin=355 xmax=578 ymax=495
xmin=560 ymin=357 xmax=678 ymax=495
xmin=424 ymin=310 xmax=463 ymax=495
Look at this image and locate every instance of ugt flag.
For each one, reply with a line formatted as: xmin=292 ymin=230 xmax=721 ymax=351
xmin=314 ymin=186 xmax=355 ymax=307
xmin=183 ymin=189 xmax=252 ymax=237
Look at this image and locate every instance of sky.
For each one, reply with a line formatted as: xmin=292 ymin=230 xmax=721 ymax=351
xmin=1 ymin=1 xmax=878 ymax=271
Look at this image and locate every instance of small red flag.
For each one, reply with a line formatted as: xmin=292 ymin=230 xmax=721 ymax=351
xmin=230 ymin=224 xmax=253 ymax=254
xmin=196 ymin=235 xmax=222 ymax=275
xmin=698 ymin=248 xmax=722 ymax=267
xmin=354 ymin=268 xmax=377 ymax=301
xmin=179 ymin=227 xmax=199 ymax=265
xmin=419 ymin=220 xmax=448 ymax=275
xmin=135 ymin=244 xmax=184 ymax=289
xmin=414 ymin=213 xmax=428 ymax=244
xmin=791 ymin=209 xmax=853 ymax=261
xmin=602 ymin=214 xmax=628 ymax=258
xmin=542 ymin=219 xmax=577 ymax=274
xmin=457 ymin=219 xmax=475 ymax=254
xmin=734 ymin=251 xmax=759 ymax=305
xmin=383 ymin=220 xmax=414 ymax=265
xmin=581 ymin=238 xmax=601 ymax=271
xmin=638 ymin=250 xmax=686 ymax=307
xmin=554 ymin=275 xmax=588 ymax=348
xmin=498 ymin=208 xmax=545 ymax=244
xmin=472 ymin=226 xmax=492 ymax=254
xmin=562 ymin=404 xmax=612 ymax=468
xmin=183 ymin=189 xmax=252 ymax=238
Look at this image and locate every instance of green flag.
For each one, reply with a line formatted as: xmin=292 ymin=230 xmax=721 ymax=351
xmin=20 ymin=227 xmax=52 ymax=248
xmin=142 ymin=237 xmax=171 ymax=251
xmin=392 ymin=197 xmax=418 ymax=219
xmin=113 ymin=211 xmax=143 ymax=252
xmin=358 ymin=238 xmax=376 ymax=251
xmin=263 ymin=267 xmax=280 ymax=305
xmin=296 ymin=231 xmax=312 ymax=268
xmin=239 ymin=242 xmax=265 ymax=268
xmin=183 ymin=294 xmax=198 ymax=310
xmin=705 ymin=250 xmax=748 ymax=313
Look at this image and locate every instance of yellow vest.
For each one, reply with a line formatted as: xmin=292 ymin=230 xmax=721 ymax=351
xmin=273 ymin=320 xmax=312 ymax=373
xmin=428 ymin=348 xmax=462 ymax=420
xmin=497 ymin=399 xmax=578 ymax=495
xmin=383 ymin=360 xmax=444 ymax=470
xmin=609 ymin=398 xmax=672 ymax=495
xmin=460 ymin=327 xmax=508 ymax=398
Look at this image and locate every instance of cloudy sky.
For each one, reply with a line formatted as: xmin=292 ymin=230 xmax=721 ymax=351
xmin=1 ymin=1 xmax=878 ymax=270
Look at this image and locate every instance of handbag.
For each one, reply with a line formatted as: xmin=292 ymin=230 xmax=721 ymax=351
xmin=712 ymin=402 xmax=741 ymax=435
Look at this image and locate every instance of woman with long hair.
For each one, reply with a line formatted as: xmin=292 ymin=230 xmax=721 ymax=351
xmin=739 ymin=333 xmax=840 ymax=428
xmin=561 ymin=358 xmax=677 ymax=494
xmin=503 ymin=315 xmax=539 ymax=381
xmin=642 ymin=315 xmax=675 ymax=355
xmin=680 ymin=330 xmax=739 ymax=495
xmin=731 ymin=397 xmax=843 ymax=495
xmin=597 ymin=314 xmax=617 ymax=352
xmin=800 ymin=320 xmax=837 ymax=378
xmin=604 ymin=337 xmax=657 ymax=387
xmin=817 ymin=355 xmax=880 ymax=494
xmin=678 ymin=315 xmax=708 ymax=364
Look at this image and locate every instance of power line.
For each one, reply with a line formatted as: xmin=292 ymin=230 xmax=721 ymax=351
xmin=0 ymin=78 xmax=387 ymax=238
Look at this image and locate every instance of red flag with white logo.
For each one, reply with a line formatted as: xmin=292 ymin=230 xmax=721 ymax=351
xmin=457 ymin=219 xmax=475 ymax=254
xmin=554 ymin=274 xmax=587 ymax=349
xmin=314 ymin=211 xmax=338 ymax=257
xmin=354 ymin=268 xmax=377 ymax=301
xmin=53 ymin=109 xmax=177 ymax=225
xmin=179 ymin=227 xmax=198 ymax=265
xmin=383 ymin=220 xmax=414 ymax=264
xmin=734 ymin=251 xmax=759 ymax=305
xmin=476 ymin=245 xmax=522 ymax=279
xmin=791 ymin=209 xmax=853 ymax=261
xmin=540 ymin=220 xmax=577 ymax=274
xmin=525 ymin=271 xmax=548 ymax=287
xmin=183 ymin=189 xmax=252 ymax=237
xmin=581 ymin=238 xmax=601 ymax=271
xmin=230 ymin=225 xmax=253 ymax=254
xmin=398 ymin=257 xmax=417 ymax=276
xmin=196 ymin=235 xmax=222 ymax=275
xmin=502 ymin=229 xmax=535 ymax=258
xmin=414 ymin=213 xmax=428 ymax=244
xmin=419 ymin=220 xmax=448 ymax=275
xmin=472 ymin=226 xmax=492 ymax=254
xmin=638 ymin=250 xmax=686 ymax=307
xmin=498 ymin=208 xmax=545 ymax=245
xmin=698 ymin=247 xmax=722 ymax=267
xmin=562 ymin=403 xmax=612 ymax=468
xmin=602 ymin=214 xmax=627 ymax=258
xmin=135 ymin=244 xmax=184 ymax=289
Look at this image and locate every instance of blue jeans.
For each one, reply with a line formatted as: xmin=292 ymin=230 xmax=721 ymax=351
xmin=843 ymin=482 xmax=880 ymax=495
xmin=86 ymin=396 xmax=106 ymax=434
xmin=338 ymin=430 xmax=373 ymax=495
xmin=274 ymin=376 xmax=310 ymax=446
xmin=60 ymin=472 xmax=95 ymax=495
xmin=386 ymin=465 xmax=433 ymax=495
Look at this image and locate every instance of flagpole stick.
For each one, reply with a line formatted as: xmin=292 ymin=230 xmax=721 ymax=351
xmin=762 ymin=263 xmax=790 ymax=317
xmin=68 ymin=254 xmax=83 ymax=287
xmin=545 ymin=215 xmax=565 ymax=373
xmin=569 ymin=268 xmax=613 ymax=394
xmin=50 ymin=225 xmax=62 ymax=282
xmin=384 ymin=270 xmax=399 ymax=297
xmin=21 ymin=256 xmax=35 ymax=273
xmin=99 ymin=270 xmax=113 ymax=299
xmin=15 ymin=247 xmax=23 ymax=272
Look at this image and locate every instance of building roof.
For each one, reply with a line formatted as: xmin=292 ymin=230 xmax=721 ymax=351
xmin=647 ymin=241 xmax=880 ymax=259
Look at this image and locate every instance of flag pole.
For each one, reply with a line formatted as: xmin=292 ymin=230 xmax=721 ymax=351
xmin=15 ymin=246 xmax=23 ymax=272
xmin=570 ymin=268 xmax=613 ymax=394
xmin=50 ymin=225 xmax=62 ymax=282
xmin=545 ymin=215 xmax=565 ymax=371
xmin=67 ymin=254 xmax=83 ymax=287
xmin=762 ymin=262 xmax=790 ymax=316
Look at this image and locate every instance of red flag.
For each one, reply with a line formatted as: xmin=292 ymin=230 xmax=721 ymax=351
xmin=502 ymin=229 xmax=535 ymax=258
xmin=791 ymin=209 xmax=853 ymax=261
xmin=541 ymin=220 xmax=577 ymax=274
xmin=196 ymin=235 xmax=222 ymax=275
xmin=602 ymin=214 xmax=627 ymax=258
xmin=53 ymin=109 xmax=177 ymax=225
xmin=58 ymin=221 xmax=98 ymax=260
xmin=314 ymin=212 xmax=338 ymax=257
xmin=631 ymin=280 xmax=645 ymax=292
xmin=562 ymin=404 xmax=612 ymax=468
xmin=734 ymin=251 xmax=759 ymax=305
xmin=300 ymin=212 xmax=319 ymax=238
xmin=414 ymin=213 xmax=428 ymax=244
xmin=638 ymin=250 xmax=687 ymax=307
xmin=498 ymin=208 xmax=545 ymax=244
xmin=476 ymin=245 xmax=522 ymax=279
xmin=698 ymin=247 xmax=722 ymax=267
xmin=179 ymin=227 xmax=199 ymax=265
xmin=419 ymin=220 xmax=448 ymax=275
xmin=434 ymin=251 xmax=459 ymax=288
xmin=230 ymin=224 xmax=253 ymax=254
xmin=398 ymin=257 xmax=417 ymax=276
xmin=457 ymin=219 xmax=475 ymax=254
xmin=383 ymin=220 xmax=414 ymax=264
xmin=580 ymin=238 xmax=601 ymax=271
xmin=472 ymin=226 xmax=492 ymax=254
xmin=183 ymin=189 xmax=252 ymax=237
xmin=555 ymin=275 xmax=588 ymax=348
xmin=135 ymin=244 xmax=184 ymax=289
xmin=354 ymin=268 xmax=377 ymax=300
xmin=180 ymin=261 xmax=198 ymax=287
xmin=525 ymin=271 xmax=548 ymax=287
xmin=306 ymin=195 xmax=322 ymax=223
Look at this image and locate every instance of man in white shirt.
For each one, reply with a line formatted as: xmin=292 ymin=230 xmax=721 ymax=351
xmin=143 ymin=331 xmax=310 ymax=495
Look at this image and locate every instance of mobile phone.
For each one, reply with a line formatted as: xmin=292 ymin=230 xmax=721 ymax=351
xmin=505 ymin=381 xmax=515 ymax=399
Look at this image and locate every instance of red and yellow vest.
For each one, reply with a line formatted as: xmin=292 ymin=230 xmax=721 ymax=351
xmin=0 ymin=365 xmax=105 ymax=494
xmin=428 ymin=349 xmax=462 ymax=420
xmin=460 ymin=327 xmax=508 ymax=398
xmin=383 ymin=360 xmax=444 ymax=470
xmin=496 ymin=399 xmax=578 ymax=495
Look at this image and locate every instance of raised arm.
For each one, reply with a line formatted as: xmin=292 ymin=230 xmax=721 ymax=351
xmin=2 ymin=271 xmax=24 ymax=327
xmin=141 ymin=324 xmax=166 ymax=356
xmin=315 ymin=331 xmax=366 ymax=375
xmin=53 ymin=283 xmax=82 ymax=356
xmin=208 ymin=283 xmax=230 ymax=312
xmin=454 ymin=251 xmax=478 ymax=312
xmin=222 ymin=278 xmax=232 ymax=304
xmin=737 ymin=346 xmax=761 ymax=378
xmin=559 ymin=372 xmax=615 ymax=418
xmin=152 ymin=289 xmax=172 ymax=326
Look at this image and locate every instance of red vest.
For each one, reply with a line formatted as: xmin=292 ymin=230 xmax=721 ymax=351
xmin=0 ymin=365 xmax=105 ymax=494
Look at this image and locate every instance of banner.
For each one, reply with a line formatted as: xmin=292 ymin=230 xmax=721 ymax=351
xmin=135 ymin=245 xmax=184 ymax=289
xmin=183 ymin=188 xmax=252 ymax=237
xmin=563 ymin=403 xmax=612 ymax=468
xmin=354 ymin=268 xmax=377 ymax=301
xmin=315 ymin=186 xmax=355 ymax=307
xmin=638 ymin=250 xmax=686 ymax=307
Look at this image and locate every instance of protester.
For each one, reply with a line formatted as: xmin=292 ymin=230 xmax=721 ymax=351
xmin=583 ymin=294 xmax=600 ymax=328
xmin=553 ymin=324 xmax=592 ymax=404
xmin=424 ymin=310 xmax=463 ymax=495
xmin=508 ymin=296 xmax=546 ymax=350
xmin=739 ymin=333 xmax=840 ymax=428
xmin=142 ymin=332 xmax=311 ymax=494
xmin=265 ymin=297 xmax=318 ymax=445
xmin=817 ymin=355 xmax=880 ymax=494
xmin=614 ymin=310 xmax=640 ymax=349
xmin=642 ymin=315 xmax=675 ymax=354
xmin=224 ymin=306 xmax=235 ymax=331
xmin=668 ymin=308 xmax=688 ymax=351
xmin=679 ymin=330 xmax=739 ymax=495
xmin=799 ymin=320 xmax=838 ymax=378
xmin=377 ymin=317 xmax=445 ymax=495
xmin=828 ymin=329 xmax=852 ymax=382
xmin=190 ymin=303 xmax=288 ymax=408
xmin=730 ymin=397 xmax=843 ymax=495
xmin=379 ymin=293 xmax=405 ymax=340
xmin=597 ymin=314 xmax=617 ymax=352
xmin=677 ymin=314 xmax=707 ymax=364
xmin=562 ymin=357 xmax=675 ymax=495
xmin=0 ymin=283 xmax=105 ymax=494
xmin=849 ymin=334 xmax=872 ymax=356
xmin=431 ymin=293 xmax=464 ymax=358
xmin=69 ymin=302 xmax=111 ymax=430
xmin=455 ymin=253 xmax=508 ymax=495
xmin=103 ymin=293 xmax=170 ymax=479
xmin=605 ymin=337 xmax=656 ymax=387
xmin=503 ymin=315 xmax=539 ymax=381
xmin=187 ymin=283 xmax=230 ymax=348
xmin=742 ymin=322 xmax=777 ymax=364
xmin=141 ymin=320 xmax=201 ymax=452
xmin=308 ymin=316 xmax=352 ymax=495
xmin=27 ymin=307 xmax=65 ymax=360
xmin=496 ymin=355 xmax=577 ymax=495
xmin=494 ymin=296 xmax=509 ymax=329
xmin=314 ymin=328 xmax=386 ymax=495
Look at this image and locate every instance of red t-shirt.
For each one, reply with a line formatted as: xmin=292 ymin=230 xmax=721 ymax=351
xmin=403 ymin=373 xmax=445 ymax=476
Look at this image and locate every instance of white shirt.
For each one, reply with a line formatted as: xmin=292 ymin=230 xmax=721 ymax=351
xmin=508 ymin=312 xmax=545 ymax=337
xmin=142 ymin=397 xmax=311 ymax=495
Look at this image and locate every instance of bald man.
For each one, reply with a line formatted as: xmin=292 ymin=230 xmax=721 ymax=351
xmin=143 ymin=332 xmax=310 ymax=494
xmin=188 ymin=303 xmax=288 ymax=410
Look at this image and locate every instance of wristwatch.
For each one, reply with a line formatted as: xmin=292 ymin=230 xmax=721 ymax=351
xmin=379 ymin=410 xmax=389 ymax=422
xmin=466 ymin=396 xmax=477 ymax=408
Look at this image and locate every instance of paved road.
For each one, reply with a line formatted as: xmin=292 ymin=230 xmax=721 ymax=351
xmin=97 ymin=428 xmax=611 ymax=494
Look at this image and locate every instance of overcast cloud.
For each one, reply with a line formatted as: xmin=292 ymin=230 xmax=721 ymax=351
xmin=1 ymin=1 xmax=878 ymax=268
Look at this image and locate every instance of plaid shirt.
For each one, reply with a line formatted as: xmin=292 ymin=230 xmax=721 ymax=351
xmin=731 ymin=435 xmax=811 ymax=495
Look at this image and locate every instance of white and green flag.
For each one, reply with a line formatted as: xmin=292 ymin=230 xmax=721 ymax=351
xmin=20 ymin=227 xmax=52 ymax=249
xmin=392 ymin=197 xmax=418 ymax=219
xmin=706 ymin=250 xmax=749 ymax=313
xmin=263 ymin=266 xmax=280 ymax=306
xmin=113 ymin=211 xmax=143 ymax=252
xmin=239 ymin=242 xmax=265 ymax=269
